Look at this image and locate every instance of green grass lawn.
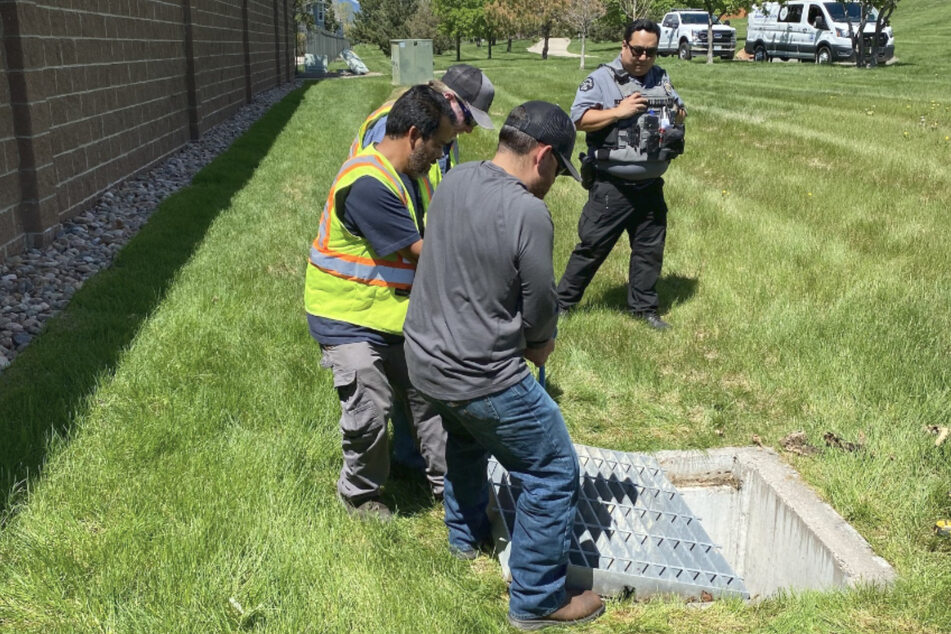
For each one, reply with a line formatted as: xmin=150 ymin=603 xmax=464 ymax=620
xmin=2 ymin=0 xmax=950 ymax=631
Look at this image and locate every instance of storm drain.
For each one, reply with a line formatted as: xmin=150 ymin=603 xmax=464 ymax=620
xmin=487 ymin=444 xmax=750 ymax=600
xmin=654 ymin=447 xmax=896 ymax=599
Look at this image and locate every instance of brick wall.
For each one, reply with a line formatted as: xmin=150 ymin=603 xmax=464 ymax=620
xmin=0 ymin=0 xmax=293 ymax=262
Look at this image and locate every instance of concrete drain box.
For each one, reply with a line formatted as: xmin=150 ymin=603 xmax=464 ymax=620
xmin=655 ymin=447 xmax=896 ymax=599
xmin=488 ymin=445 xmax=895 ymax=601
xmin=488 ymin=444 xmax=750 ymax=600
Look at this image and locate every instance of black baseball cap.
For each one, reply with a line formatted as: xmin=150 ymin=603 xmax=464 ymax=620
xmin=441 ymin=64 xmax=495 ymax=129
xmin=503 ymin=101 xmax=581 ymax=181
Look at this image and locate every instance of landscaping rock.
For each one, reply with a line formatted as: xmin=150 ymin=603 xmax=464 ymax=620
xmin=0 ymin=81 xmax=301 ymax=375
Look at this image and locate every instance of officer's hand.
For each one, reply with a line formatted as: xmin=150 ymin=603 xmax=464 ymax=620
xmin=615 ymin=93 xmax=646 ymax=120
xmin=524 ymin=339 xmax=555 ymax=367
xmin=674 ymin=105 xmax=687 ymax=125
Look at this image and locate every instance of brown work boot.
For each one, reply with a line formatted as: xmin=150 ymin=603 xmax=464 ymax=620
xmin=507 ymin=590 xmax=604 ymax=630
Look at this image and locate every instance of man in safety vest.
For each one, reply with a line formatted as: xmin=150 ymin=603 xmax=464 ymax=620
xmin=351 ymin=64 xmax=495 ymax=178
xmin=305 ymin=85 xmax=457 ymax=520
xmin=350 ymin=65 xmax=495 ymax=475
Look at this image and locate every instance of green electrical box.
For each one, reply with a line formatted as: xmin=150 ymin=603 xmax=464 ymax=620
xmin=390 ymin=39 xmax=434 ymax=86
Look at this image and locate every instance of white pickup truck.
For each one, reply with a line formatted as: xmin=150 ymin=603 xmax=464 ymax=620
xmin=658 ymin=9 xmax=738 ymax=60
xmin=744 ymin=1 xmax=895 ymax=64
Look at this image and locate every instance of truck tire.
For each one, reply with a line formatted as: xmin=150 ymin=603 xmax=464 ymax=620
xmin=753 ymin=43 xmax=769 ymax=62
xmin=815 ymin=45 xmax=832 ymax=64
xmin=678 ymin=40 xmax=692 ymax=60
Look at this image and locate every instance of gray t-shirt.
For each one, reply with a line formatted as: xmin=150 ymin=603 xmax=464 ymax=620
xmin=403 ymin=161 xmax=558 ymax=401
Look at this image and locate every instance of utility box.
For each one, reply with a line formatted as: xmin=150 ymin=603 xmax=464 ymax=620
xmin=390 ymin=39 xmax=433 ymax=86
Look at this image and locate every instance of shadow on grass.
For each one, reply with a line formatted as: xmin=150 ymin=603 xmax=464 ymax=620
xmin=588 ymin=273 xmax=699 ymax=315
xmin=0 ymin=85 xmax=310 ymax=520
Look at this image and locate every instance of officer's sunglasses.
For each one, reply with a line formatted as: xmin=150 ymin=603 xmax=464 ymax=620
xmin=626 ymin=43 xmax=658 ymax=58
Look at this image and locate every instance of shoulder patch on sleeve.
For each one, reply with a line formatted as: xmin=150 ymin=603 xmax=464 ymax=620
xmin=579 ymin=77 xmax=594 ymax=92
xmin=663 ymin=80 xmax=673 ymax=95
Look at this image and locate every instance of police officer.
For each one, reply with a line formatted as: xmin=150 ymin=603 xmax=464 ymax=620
xmin=557 ymin=19 xmax=686 ymax=330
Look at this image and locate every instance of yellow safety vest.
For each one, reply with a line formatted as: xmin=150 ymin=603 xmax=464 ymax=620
xmin=305 ymin=146 xmax=427 ymax=335
xmin=349 ymin=101 xmax=444 ymax=193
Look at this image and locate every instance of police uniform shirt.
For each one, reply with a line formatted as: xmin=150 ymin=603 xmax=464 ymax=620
xmin=570 ymin=55 xmax=684 ymax=127
xmin=572 ymin=56 xmax=684 ymax=181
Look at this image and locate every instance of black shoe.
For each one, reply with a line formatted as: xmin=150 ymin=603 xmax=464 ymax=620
xmin=337 ymin=492 xmax=393 ymax=521
xmin=449 ymin=537 xmax=493 ymax=560
xmin=629 ymin=310 xmax=670 ymax=330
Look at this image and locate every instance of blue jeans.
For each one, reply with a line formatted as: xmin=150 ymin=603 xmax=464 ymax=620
xmin=391 ymin=406 xmax=427 ymax=471
xmin=427 ymin=373 xmax=579 ymax=619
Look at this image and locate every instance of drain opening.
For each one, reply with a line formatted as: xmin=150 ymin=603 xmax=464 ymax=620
xmin=488 ymin=445 xmax=894 ymax=601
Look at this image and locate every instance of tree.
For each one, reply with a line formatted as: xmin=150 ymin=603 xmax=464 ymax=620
xmin=591 ymin=0 xmax=677 ymax=41
xmin=434 ymin=0 xmax=485 ymax=61
xmin=838 ymin=1 xmax=900 ymax=68
xmin=615 ymin=0 xmax=657 ymax=19
xmin=407 ymin=0 xmax=453 ymax=54
xmin=333 ymin=0 xmax=357 ymax=30
xmin=564 ymin=0 xmax=607 ymax=69
xmin=294 ymin=0 xmax=316 ymax=57
xmin=351 ymin=0 xmax=419 ymax=56
xmin=295 ymin=0 xmax=316 ymax=31
xmin=323 ymin=1 xmax=342 ymax=34
xmin=532 ymin=0 xmax=569 ymax=60
xmin=696 ymin=0 xmax=751 ymax=64
xmin=485 ymin=0 xmax=535 ymax=53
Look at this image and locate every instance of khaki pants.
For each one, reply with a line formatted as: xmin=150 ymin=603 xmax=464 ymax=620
xmin=320 ymin=341 xmax=446 ymax=504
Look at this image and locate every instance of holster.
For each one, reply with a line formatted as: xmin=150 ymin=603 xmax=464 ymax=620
xmin=579 ymin=152 xmax=596 ymax=190
xmin=658 ymin=124 xmax=686 ymax=161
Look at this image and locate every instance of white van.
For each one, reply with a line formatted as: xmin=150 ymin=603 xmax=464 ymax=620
xmin=744 ymin=2 xmax=895 ymax=64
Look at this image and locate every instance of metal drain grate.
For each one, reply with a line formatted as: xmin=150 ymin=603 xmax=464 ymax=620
xmin=487 ymin=444 xmax=750 ymax=600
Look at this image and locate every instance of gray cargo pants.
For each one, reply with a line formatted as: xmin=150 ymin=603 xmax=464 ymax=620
xmin=320 ymin=342 xmax=446 ymax=504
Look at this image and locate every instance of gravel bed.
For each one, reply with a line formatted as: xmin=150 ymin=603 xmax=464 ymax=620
xmin=0 ymin=81 xmax=302 ymax=373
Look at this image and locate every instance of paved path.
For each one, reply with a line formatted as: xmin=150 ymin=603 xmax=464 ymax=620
xmin=527 ymin=37 xmax=581 ymax=58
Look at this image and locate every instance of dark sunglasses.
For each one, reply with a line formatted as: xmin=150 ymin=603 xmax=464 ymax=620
xmin=548 ymin=150 xmax=571 ymax=177
xmin=626 ymin=44 xmax=658 ymax=58
xmin=457 ymin=99 xmax=475 ymax=127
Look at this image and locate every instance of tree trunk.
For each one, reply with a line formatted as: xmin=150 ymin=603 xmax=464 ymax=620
xmin=488 ymin=35 xmax=493 ymax=59
xmin=706 ymin=18 xmax=714 ymax=64
xmin=542 ymin=24 xmax=550 ymax=60
xmin=507 ymin=37 xmax=512 ymax=53
xmin=456 ymin=34 xmax=461 ymax=62
xmin=580 ymin=33 xmax=586 ymax=69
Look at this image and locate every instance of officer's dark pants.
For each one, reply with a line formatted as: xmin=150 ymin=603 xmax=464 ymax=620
xmin=557 ymin=176 xmax=667 ymax=314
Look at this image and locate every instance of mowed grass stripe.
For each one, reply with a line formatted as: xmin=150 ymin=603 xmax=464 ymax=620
xmin=2 ymin=2 xmax=951 ymax=630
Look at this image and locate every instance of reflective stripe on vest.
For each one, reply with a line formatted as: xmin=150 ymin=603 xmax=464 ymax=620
xmin=310 ymin=150 xmax=417 ymax=288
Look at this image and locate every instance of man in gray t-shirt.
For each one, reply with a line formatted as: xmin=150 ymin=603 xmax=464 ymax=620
xmin=404 ymin=102 xmax=604 ymax=630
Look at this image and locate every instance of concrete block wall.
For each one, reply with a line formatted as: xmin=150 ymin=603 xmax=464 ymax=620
xmin=0 ymin=38 xmax=24 ymax=258
xmin=190 ymin=0 xmax=247 ymax=136
xmin=0 ymin=0 xmax=293 ymax=262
